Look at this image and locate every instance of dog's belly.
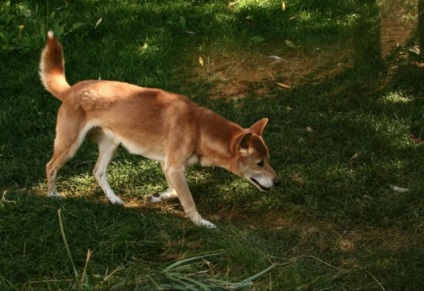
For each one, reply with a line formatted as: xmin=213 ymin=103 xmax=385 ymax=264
xmin=99 ymin=126 xmax=165 ymax=162
xmin=119 ymin=136 xmax=166 ymax=162
xmin=95 ymin=125 xmax=199 ymax=165
xmin=120 ymin=138 xmax=199 ymax=166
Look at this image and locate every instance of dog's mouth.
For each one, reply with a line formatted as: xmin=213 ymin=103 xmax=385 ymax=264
xmin=250 ymin=178 xmax=271 ymax=191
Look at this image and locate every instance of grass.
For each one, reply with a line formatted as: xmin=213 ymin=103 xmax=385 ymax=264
xmin=1 ymin=0 xmax=424 ymax=289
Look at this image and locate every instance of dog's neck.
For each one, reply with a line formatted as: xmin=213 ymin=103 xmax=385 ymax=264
xmin=193 ymin=106 xmax=243 ymax=169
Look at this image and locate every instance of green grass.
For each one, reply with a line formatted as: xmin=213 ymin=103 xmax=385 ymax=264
xmin=1 ymin=0 xmax=424 ymax=289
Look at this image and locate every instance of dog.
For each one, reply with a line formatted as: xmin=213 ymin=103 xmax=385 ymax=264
xmin=39 ymin=31 xmax=281 ymax=228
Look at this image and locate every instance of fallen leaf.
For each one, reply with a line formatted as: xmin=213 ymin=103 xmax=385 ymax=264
xmin=282 ymin=1 xmax=286 ymax=11
xmin=276 ymin=82 xmax=291 ymax=89
xmin=389 ymin=185 xmax=409 ymax=193
xmin=285 ymin=39 xmax=296 ymax=48
xmin=305 ymin=126 xmax=313 ymax=133
xmin=350 ymin=151 xmax=362 ymax=162
xmin=95 ymin=17 xmax=103 ymax=29
xmin=269 ymin=55 xmax=283 ymax=60
xmin=199 ymin=56 xmax=204 ymax=66
xmin=290 ymin=172 xmax=304 ymax=186
xmin=408 ymin=46 xmax=420 ymax=55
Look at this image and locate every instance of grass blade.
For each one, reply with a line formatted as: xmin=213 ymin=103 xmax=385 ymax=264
xmin=163 ymin=252 xmax=224 ymax=272
xmin=234 ymin=264 xmax=275 ymax=288
xmin=80 ymin=249 xmax=93 ymax=284
xmin=57 ymin=209 xmax=78 ymax=281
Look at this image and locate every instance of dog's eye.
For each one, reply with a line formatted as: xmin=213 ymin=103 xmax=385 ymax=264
xmin=257 ymin=160 xmax=264 ymax=167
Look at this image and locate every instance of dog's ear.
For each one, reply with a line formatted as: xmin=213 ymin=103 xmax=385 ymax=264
xmin=249 ymin=118 xmax=268 ymax=136
xmin=239 ymin=132 xmax=252 ymax=151
xmin=231 ymin=132 xmax=252 ymax=155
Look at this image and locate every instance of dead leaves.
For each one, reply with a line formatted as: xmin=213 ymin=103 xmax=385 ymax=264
xmin=350 ymin=151 xmax=362 ymax=163
xmin=409 ymin=135 xmax=423 ymax=144
xmin=290 ymin=172 xmax=305 ymax=186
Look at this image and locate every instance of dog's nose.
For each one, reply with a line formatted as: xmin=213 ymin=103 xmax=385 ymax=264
xmin=273 ymin=178 xmax=281 ymax=187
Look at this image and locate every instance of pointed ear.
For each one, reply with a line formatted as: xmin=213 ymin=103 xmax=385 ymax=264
xmin=239 ymin=132 xmax=252 ymax=150
xmin=230 ymin=132 xmax=252 ymax=155
xmin=249 ymin=118 xmax=268 ymax=136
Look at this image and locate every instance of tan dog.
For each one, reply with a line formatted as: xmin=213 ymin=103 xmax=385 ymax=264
xmin=39 ymin=32 xmax=280 ymax=228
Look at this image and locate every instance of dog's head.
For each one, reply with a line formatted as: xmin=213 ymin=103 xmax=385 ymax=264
xmin=229 ymin=118 xmax=281 ymax=191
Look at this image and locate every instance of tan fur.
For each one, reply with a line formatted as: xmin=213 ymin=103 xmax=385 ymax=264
xmin=39 ymin=32 xmax=280 ymax=227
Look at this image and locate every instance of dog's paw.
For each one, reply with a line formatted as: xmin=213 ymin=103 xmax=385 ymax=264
xmin=48 ymin=191 xmax=62 ymax=198
xmin=195 ymin=218 xmax=217 ymax=229
xmin=146 ymin=192 xmax=162 ymax=204
xmin=108 ymin=195 xmax=124 ymax=206
xmin=146 ymin=189 xmax=178 ymax=204
xmin=187 ymin=211 xmax=216 ymax=228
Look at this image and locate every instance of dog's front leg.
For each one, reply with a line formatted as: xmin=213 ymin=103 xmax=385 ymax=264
xmin=146 ymin=162 xmax=178 ymax=203
xmin=163 ymin=165 xmax=216 ymax=228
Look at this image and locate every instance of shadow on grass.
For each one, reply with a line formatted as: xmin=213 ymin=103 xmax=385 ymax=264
xmin=0 ymin=190 xmax=283 ymax=289
xmin=1 ymin=0 xmax=422 ymax=227
xmin=0 ymin=0 xmax=377 ymax=184
xmin=1 ymin=1 xmax=424 ymax=289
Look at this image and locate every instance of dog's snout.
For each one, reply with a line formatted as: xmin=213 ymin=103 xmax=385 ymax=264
xmin=273 ymin=178 xmax=281 ymax=187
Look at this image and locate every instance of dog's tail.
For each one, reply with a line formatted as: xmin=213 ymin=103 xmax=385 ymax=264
xmin=39 ymin=31 xmax=70 ymax=101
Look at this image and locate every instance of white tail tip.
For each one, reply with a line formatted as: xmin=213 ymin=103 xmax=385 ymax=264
xmin=47 ymin=31 xmax=54 ymax=39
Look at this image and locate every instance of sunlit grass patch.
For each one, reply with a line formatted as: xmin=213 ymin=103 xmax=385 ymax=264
xmin=378 ymin=91 xmax=415 ymax=104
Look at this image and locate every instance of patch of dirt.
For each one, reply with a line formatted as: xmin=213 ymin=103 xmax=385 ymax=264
xmin=191 ymin=43 xmax=353 ymax=99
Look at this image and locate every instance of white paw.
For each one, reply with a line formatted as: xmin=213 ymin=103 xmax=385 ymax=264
xmin=146 ymin=192 xmax=162 ymax=203
xmin=194 ymin=218 xmax=217 ymax=229
xmin=146 ymin=188 xmax=178 ymax=204
xmin=187 ymin=212 xmax=216 ymax=228
xmin=108 ymin=195 xmax=124 ymax=206
xmin=48 ymin=191 xmax=62 ymax=198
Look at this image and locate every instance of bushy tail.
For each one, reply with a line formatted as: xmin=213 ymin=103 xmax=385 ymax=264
xmin=39 ymin=31 xmax=70 ymax=101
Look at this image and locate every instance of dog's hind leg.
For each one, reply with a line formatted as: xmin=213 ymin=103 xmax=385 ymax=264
xmin=146 ymin=162 xmax=178 ymax=203
xmin=93 ymin=131 xmax=123 ymax=205
xmin=46 ymin=110 xmax=87 ymax=198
